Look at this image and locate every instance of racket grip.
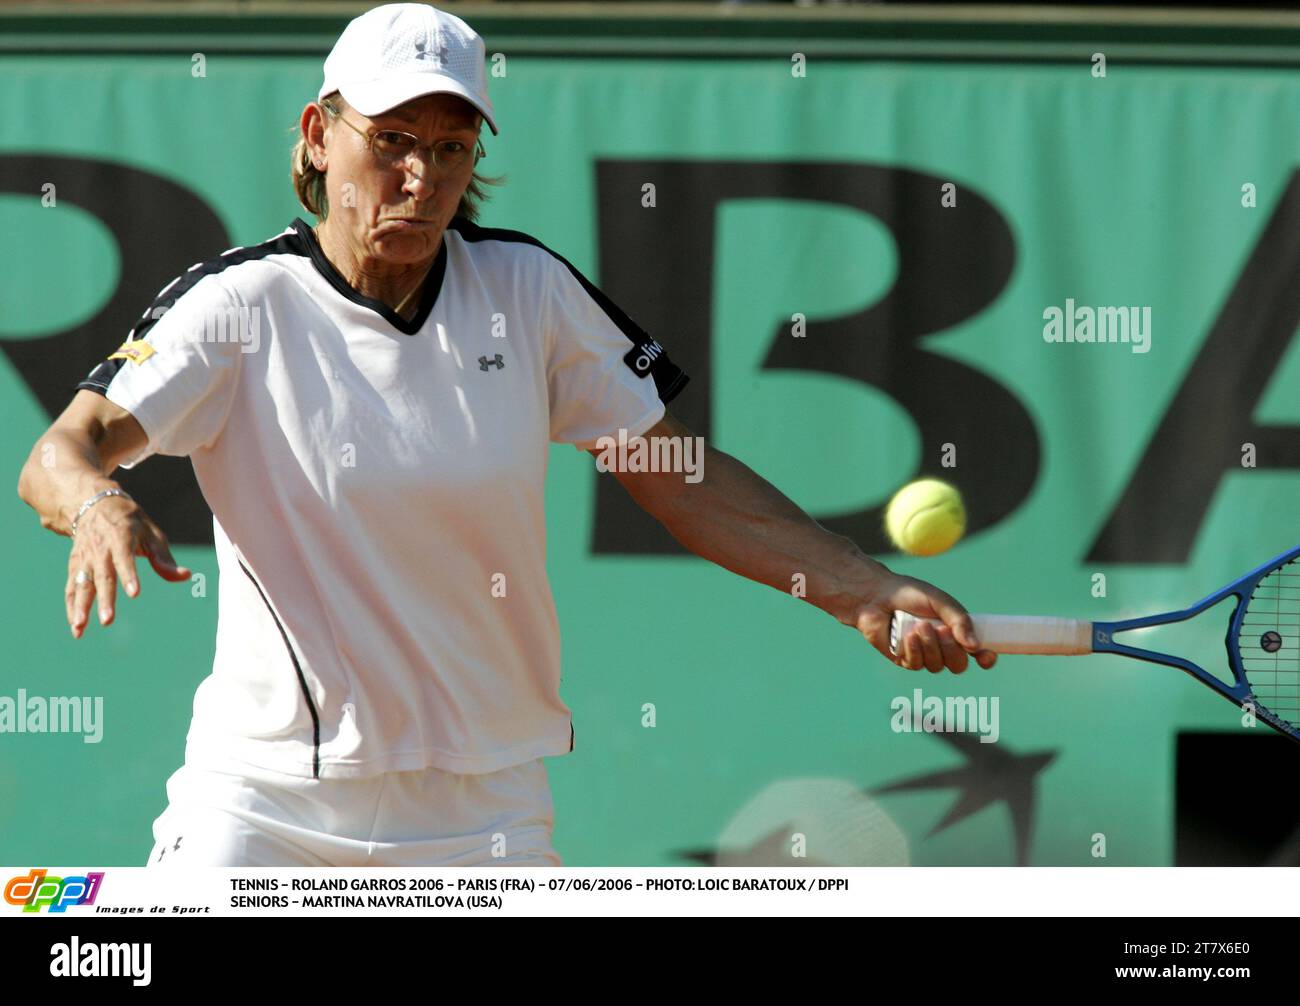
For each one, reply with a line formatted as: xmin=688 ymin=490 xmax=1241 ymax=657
xmin=890 ymin=613 xmax=1093 ymax=656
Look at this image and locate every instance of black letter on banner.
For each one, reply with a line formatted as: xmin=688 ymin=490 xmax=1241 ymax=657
xmin=0 ymin=156 xmax=229 ymax=545
xmin=1089 ymin=169 xmax=1300 ymax=563
xmin=591 ymin=159 xmax=1030 ymax=555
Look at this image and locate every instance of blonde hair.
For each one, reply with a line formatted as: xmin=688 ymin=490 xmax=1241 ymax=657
xmin=290 ymin=92 xmax=503 ymax=223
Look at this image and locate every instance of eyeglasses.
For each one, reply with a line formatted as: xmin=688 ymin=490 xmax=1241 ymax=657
xmin=320 ymin=99 xmax=485 ymax=173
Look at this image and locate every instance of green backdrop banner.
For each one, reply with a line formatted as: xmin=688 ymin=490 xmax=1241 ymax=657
xmin=3 ymin=48 xmax=1299 ymax=866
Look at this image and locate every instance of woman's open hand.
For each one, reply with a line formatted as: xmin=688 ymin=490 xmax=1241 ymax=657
xmin=66 ymin=495 xmax=191 ymax=638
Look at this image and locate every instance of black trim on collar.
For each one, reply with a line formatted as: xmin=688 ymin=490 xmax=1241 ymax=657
xmin=291 ymin=217 xmax=447 ymax=336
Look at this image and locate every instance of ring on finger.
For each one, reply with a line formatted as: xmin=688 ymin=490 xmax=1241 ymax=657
xmin=74 ymin=569 xmax=93 ymax=586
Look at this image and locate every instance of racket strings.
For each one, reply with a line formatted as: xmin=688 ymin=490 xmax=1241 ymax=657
xmin=1240 ymin=557 xmax=1300 ymax=730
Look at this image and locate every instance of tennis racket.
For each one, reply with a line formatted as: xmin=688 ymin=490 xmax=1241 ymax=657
xmin=889 ymin=543 xmax=1300 ymax=742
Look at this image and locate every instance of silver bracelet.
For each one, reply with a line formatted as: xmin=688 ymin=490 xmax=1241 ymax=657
xmin=71 ymin=488 xmax=132 ymax=538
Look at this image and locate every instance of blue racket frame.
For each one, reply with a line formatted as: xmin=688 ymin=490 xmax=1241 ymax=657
xmin=1090 ymin=542 xmax=1300 ymax=741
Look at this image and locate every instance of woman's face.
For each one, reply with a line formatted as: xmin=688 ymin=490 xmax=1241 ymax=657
xmin=308 ymin=92 xmax=482 ymax=267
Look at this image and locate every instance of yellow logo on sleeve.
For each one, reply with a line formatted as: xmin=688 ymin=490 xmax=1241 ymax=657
xmin=107 ymin=341 xmax=155 ymax=366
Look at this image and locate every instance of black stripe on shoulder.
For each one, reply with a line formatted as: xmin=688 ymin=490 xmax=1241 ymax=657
xmin=448 ymin=218 xmax=690 ymax=405
xmin=76 ymin=223 xmax=307 ymax=396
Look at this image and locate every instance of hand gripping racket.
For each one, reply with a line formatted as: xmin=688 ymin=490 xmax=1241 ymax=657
xmin=889 ymin=543 xmax=1300 ymax=742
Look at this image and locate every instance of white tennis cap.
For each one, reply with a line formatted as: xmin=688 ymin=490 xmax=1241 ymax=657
xmin=319 ymin=3 xmax=498 ymax=135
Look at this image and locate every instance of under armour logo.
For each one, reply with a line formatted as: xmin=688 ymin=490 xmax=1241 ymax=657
xmin=413 ymin=37 xmax=446 ymax=63
xmin=479 ymin=354 xmax=505 ymax=371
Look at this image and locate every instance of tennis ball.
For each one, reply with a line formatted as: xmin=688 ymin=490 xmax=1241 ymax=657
xmin=885 ymin=479 xmax=966 ymax=557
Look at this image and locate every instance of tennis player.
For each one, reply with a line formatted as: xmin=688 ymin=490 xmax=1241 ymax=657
xmin=16 ymin=3 xmax=996 ymax=867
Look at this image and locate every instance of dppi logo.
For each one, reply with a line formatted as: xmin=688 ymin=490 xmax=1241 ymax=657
xmin=4 ymin=869 xmax=104 ymax=913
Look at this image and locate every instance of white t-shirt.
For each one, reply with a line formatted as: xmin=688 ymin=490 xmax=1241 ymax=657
xmin=78 ymin=217 xmax=689 ymax=779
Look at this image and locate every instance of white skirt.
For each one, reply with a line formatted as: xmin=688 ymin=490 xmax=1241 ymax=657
xmin=145 ymin=757 xmax=561 ymax=867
